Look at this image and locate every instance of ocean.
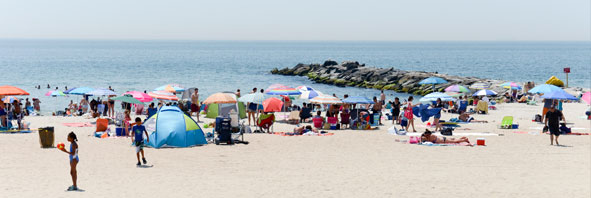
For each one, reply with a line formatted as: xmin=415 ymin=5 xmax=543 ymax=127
xmin=1 ymin=40 xmax=589 ymax=113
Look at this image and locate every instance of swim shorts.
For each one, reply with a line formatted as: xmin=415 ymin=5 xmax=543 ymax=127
xmin=135 ymin=141 xmax=144 ymax=153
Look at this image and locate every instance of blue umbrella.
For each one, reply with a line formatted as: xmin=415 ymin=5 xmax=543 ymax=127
xmin=419 ymin=92 xmax=454 ymax=103
xmin=67 ymin=87 xmax=95 ymax=95
xmin=299 ymin=90 xmax=321 ymax=99
xmin=418 ymin=77 xmax=448 ymax=85
xmin=87 ymin=89 xmax=117 ymax=96
xmin=64 ymin=87 xmax=77 ymax=94
xmin=540 ymin=90 xmax=577 ymax=100
xmin=472 ymin=89 xmax=497 ymax=96
xmin=342 ymin=96 xmax=375 ymax=104
xmin=528 ymin=84 xmax=562 ymax=94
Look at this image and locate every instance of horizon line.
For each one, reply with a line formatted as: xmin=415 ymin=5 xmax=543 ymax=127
xmin=0 ymin=38 xmax=589 ymax=42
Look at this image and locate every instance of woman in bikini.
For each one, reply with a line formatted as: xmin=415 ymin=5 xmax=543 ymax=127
xmin=420 ymin=129 xmax=472 ymax=145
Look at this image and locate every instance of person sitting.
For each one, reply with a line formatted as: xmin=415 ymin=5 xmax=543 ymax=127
xmin=147 ymin=103 xmax=157 ymax=118
xmin=458 ymin=112 xmax=488 ymax=123
xmin=312 ymin=111 xmax=325 ymax=129
xmin=420 ymin=129 xmax=472 ymax=145
xmin=293 ymin=125 xmax=319 ymax=135
xmin=299 ymin=103 xmax=312 ymax=123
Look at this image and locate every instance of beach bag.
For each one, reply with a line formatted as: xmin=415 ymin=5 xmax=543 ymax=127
xmin=534 ymin=114 xmax=542 ymax=123
xmin=404 ymin=109 xmax=412 ymax=119
xmin=441 ymin=127 xmax=453 ymax=136
xmin=408 ymin=136 xmax=419 ymax=144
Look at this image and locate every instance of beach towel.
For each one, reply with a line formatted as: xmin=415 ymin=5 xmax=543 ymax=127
xmin=272 ymin=132 xmax=334 ymax=136
xmin=419 ymin=142 xmax=472 ymax=146
xmin=63 ymin=122 xmax=94 ymax=127
xmin=412 ymin=104 xmax=442 ymax=122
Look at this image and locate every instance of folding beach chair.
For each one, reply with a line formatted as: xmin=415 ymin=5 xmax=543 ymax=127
xmin=287 ymin=111 xmax=300 ymax=125
xmin=257 ymin=113 xmax=275 ymax=133
xmin=312 ymin=117 xmax=324 ymax=129
xmin=476 ymin=100 xmax=488 ymax=114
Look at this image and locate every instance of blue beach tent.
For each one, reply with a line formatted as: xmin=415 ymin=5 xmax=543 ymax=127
xmin=143 ymin=106 xmax=207 ymax=148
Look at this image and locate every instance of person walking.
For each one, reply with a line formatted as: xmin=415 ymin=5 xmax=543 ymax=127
xmin=544 ymin=105 xmax=565 ymax=146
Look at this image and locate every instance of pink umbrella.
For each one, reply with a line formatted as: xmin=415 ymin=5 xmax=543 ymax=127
xmin=124 ymin=91 xmax=153 ymax=102
xmin=582 ymin=92 xmax=591 ymax=105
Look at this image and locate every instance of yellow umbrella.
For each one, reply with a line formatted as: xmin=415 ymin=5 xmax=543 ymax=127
xmin=202 ymin=93 xmax=237 ymax=104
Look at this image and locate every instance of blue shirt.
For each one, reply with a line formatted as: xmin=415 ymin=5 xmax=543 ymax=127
xmin=132 ymin=125 xmax=146 ymax=142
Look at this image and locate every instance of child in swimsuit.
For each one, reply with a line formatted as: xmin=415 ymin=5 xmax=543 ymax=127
xmin=59 ymin=132 xmax=79 ymax=191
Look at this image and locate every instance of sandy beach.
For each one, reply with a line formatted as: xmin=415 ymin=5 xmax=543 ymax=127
xmin=0 ymin=101 xmax=589 ymax=198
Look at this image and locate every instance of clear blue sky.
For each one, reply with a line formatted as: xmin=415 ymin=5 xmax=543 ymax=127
xmin=1 ymin=0 xmax=589 ymax=40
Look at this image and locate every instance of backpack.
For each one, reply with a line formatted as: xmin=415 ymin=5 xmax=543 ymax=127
xmin=441 ymin=127 xmax=453 ymax=136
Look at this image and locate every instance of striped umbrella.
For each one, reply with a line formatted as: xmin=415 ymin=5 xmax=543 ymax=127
xmin=266 ymin=87 xmax=301 ymax=96
xmin=45 ymin=90 xmax=67 ymax=97
xmin=472 ymin=89 xmax=498 ymax=96
xmin=202 ymin=93 xmax=237 ymax=104
xmin=299 ymin=90 xmax=322 ymax=99
xmin=296 ymin=85 xmax=314 ymax=92
xmin=419 ymin=92 xmax=455 ymax=103
xmin=310 ymin=95 xmax=342 ymax=104
xmin=2 ymin=96 xmax=19 ymax=103
xmin=444 ymin=85 xmax=470 ymax=93
xmin=500 ymin=82 xmax=522 ymax=90
xmin=470 ymin=82 xmax=490 ymax=89
xmin=266 ymin=84 xmax=288 ymax=92
xmin=148 ymin=91 xmax=179 ymax=101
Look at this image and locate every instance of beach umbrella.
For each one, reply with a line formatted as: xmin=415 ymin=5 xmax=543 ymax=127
xmin=0 ymin=85 xmax=29 ymax=96
xmin=540 ymin=90 xmax=578 ymax=100
xmin=68 ymin=87 xmax=95 ymax=95
xmin=472 ymin=89 xmax=497 ymax=96
xmin=266 ymin=87 xmax=301 ymax=96
xmin=110 ymin=95 xmax=143 ymax=105
xmin=45 ymin=90 xmax=66 ymax=97
xmin=445 ymin=92 xmax=463 ymax=97
xmin=124 ymin=91 xmax=153 ymax=103
xmin=342 ymin=96 xmax=375 ymax=104
xmin=310 ymin=95 xmax=342 ymax=104
xmin=266 ymin=84 xmax=288 ymax=92
xmin=419 ymin=92 xmax=455 ymax=103
xmin=262 ymin=97 xmax=283 ymax=112
xmin=148 ymin=91 xmax=179 ymax=101
xmin=418 ymin=77 xmax=448 ymax=85
xmin=470 ymin=82 xmax=490 ymax=89
xmin=500 ymin=82 xmax=522 ymax=90
xmin=299 ymin=90 xmax=322 ymax=99
xmin=528 ymin=84 xmax=562 ymax=94
xmin=2 ymin=96 xmax=19 ymax=103
xmin=238 ymin=93 xmax=266 ymax=104
xmin=296 ymin=85 xmax=314 ymax=92
xmin=63 ymin=87 xmax=77 ymax=94
xmin=202 ymin=93 xmax=237 ymax=104
xmin=581 ymin=92 xmax=591 ymax=105
xmin=87 ymin=89 xmax=117 ymax=96
xmin=154 ymin=84 xmax=185 ymax=94
xmin=444 ymin=85 xmax=470 ymax=93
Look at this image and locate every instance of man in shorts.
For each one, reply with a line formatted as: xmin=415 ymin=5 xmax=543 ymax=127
xmin=131 ymin=117 xmax=150 ymax=166
xmin=191 ymin=88 xmax=200 ymax=122
xmin=544 ymin=105 xmax=565 ymax=146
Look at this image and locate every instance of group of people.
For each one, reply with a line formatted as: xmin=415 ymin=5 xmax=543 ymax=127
xmin=0 ymin=97 xmax=40 ymax=130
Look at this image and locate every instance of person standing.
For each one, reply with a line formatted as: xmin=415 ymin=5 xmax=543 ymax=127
xmin=24 ymin=98 xmax=31 ymax=116
xmin=235 ymin=89 xmax=241 ymax=98
xmin=190 ymin=88 xmax=200 ymax=122
xmin=380 ymin=90 xmax=386 ymax=107
xmin=33 ymin=98 xmax=41 ymax=112
xmin=371 ymin=97 xmax=382 ymax=125
xmin=247 ymin=88 xmax=257 ymax=126
xmin=391 ymin=97 xmax=401 ymax=124
xmin=544 ymin=105 xmax=565 ymax=145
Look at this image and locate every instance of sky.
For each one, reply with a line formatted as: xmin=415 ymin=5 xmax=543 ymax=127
xmin=0 ymin=0 xmax=589 ymax=41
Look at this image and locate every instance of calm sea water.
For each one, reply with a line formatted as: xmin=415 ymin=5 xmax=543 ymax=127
xmin=0 ymin=40 xmax=589 ymax=113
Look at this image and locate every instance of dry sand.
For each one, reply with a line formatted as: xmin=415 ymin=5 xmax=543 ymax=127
xmin=1 ymin=102 xmax=590 ymax=198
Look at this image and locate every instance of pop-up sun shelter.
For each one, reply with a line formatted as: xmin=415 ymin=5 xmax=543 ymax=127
xmin=144 ymin=106 xmax=207 ymax=148
xmin=205 ymin=93 xmax=246 ymax=119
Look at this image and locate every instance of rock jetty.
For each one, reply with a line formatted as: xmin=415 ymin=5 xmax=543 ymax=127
xmin=271 ymin=60 xmax=507 ymax=96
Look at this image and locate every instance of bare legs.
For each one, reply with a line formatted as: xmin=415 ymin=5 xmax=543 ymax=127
xmin=70 ymin=160 xmax=78 ymax=188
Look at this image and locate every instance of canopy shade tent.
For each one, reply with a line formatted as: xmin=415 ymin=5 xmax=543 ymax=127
xmin=418 ymin=77 xmax=448 ymax=85
xmin=0 ymin=85 xmax=30 ymax=96
xmin=67 ymin=87 xmax=95 ymax=95
xmin=342 ymin=96 xmax=374 ymax=104
xmin=205 ymin=93 xmax=246 ymax=118
xmin=540 ymin=90 xmax=578 ymax=100
xmin=180 ymin=87 xmax=197 ymax=101
xmin=123 ymin=91 xmax=153 ymax=103
xmin=528 ymin=84 xmax=562 ymax=94
xmin=144 ymin=106 xmax=207 ymax=148
xmin=419 ymin=92 xmax=455 ymax=103
xmin=110 ymin=95 xmax=143 ymax=105
xmin=472 ymin=89 xmax=498 ymax=96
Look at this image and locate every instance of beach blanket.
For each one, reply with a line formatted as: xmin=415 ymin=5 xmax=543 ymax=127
xmin=272 ymin=132 xmax=334 ymax=136
xmin=62 ymin=122 xmax=94 ymax=127
xmin=0 ymin=129 xmax=33 ymax=133
xmin=412 ymin=105 xmax=441 ymax=122
xmin=543 ymin=132 xmax=590 ymax=136
xmin=419 ymin=142 xmax=472 ymax=146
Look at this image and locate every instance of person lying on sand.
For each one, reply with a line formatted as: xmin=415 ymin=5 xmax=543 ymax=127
xmin=294 ymin=125 xmax=318 ymax=135
xmin=420 ymin=129 xmax=472 ymax=145
xmin=458 ymin=112 xmax=488 ymax=123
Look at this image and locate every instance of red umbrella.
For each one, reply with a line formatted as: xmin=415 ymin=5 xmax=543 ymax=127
xmin=279 ymin=95 xmax=291 ymax=102
xmin=0 ymin=85 xmax=29 ymax=96
xmin=263 ymin=97 xmax=283 ymax=112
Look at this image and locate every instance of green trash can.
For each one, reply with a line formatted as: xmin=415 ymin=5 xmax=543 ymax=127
xmin=38 ymin=127 xmax=54 ymax=148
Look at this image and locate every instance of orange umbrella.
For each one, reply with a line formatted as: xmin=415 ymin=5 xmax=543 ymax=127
xmin=0 ymin=85 xmax=30 ymax=96
xmin=148 ymin=91 xmax=178 ymax=101
xmin=263 ymin=97 xmax=283 ymax=112
xmin=202 ymin=93 xmax=237 ymax=104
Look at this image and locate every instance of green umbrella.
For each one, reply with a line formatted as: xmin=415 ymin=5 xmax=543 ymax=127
xmin=110 ymin=95 xmax=143 ymax=105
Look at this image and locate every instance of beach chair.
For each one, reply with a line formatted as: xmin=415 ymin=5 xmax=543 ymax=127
xmin=476 ymin=101 xmax=488 ymax=114
xmin=257 ymin=113 xmax=275 ymax=132
xmin=287 ymin=111 xmax=300 ymax=125
xmin=114 ymin=112 xmax=124 ymax=126
xmin=96 ymin=118 xmax=109 ymax=132
xmin=312 ymin=117 xmax=324 ymax=129
xmin=499 ymin=116 xmax=513 ymax=129
xmin=327 ymin=117 xmax=338 ymax=129
xmin=340 ymin=111 xmax=350 ymax=126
